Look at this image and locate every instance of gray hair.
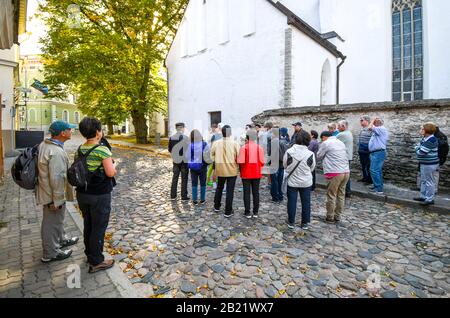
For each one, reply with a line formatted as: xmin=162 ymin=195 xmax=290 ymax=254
xmin=338 ymin=120 xmax=348 ymax=129
xmin=327 ymin=123 xmax=336 ymax=130
xmin=360 ymin=115 xmax=371 ymax=122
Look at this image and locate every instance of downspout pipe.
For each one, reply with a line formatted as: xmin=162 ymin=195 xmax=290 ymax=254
xmin=336 ymin=56 xmax=347 ymax=105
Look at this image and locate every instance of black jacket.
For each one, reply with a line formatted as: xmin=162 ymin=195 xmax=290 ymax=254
xmin=168 ymin=133 xmax=189 ymax=163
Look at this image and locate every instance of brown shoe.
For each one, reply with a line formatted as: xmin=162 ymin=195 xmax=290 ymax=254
xmin=325 ymin=217 xmax=336 ymax=224
xmin=88 ymin=259 xmax=115 ymax=273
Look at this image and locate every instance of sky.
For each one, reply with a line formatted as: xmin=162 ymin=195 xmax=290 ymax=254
xmin=20 ymin=0 xmax=46 ymax=56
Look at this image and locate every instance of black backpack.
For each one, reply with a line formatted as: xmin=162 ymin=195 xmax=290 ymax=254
xmin=67 ymin=145 xmax=101 ymax=190
xmin=436 ymin=130 xmax=449 ymax=166
xmin=11 ymin=145 xmax=39 ymax=190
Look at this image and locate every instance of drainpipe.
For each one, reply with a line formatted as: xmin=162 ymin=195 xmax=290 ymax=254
xmin=336 ymin=56 xmax=347 ymax=105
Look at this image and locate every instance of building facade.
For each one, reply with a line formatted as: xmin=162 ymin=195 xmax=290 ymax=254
xmin=166 ymin=0 xmax=450 ymax=135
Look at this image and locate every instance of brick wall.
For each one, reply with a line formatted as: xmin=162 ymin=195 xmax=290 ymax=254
xmin=252 ymin=99 xmax=450 ymax=192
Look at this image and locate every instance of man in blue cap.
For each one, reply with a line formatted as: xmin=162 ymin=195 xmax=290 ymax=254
xmin=36 ymin=120 xmax=79 ymax=263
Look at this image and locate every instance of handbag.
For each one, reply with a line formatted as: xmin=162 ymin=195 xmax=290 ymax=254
xmin=281 ymin=158 xmax=302 ymax=193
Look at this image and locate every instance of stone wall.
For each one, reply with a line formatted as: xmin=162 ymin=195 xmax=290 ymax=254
xmin=252 ymin=99 xmax=450 ymax=192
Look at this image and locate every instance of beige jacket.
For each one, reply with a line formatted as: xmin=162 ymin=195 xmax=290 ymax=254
xmin=210 ymin=137 xmax=240 ymax=177
xmin=36 ymin=139 xmax=74 ymax=207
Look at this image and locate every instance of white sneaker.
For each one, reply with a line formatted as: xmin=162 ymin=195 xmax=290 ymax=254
xmin=213 ymin=183 xmax=217 ymax=190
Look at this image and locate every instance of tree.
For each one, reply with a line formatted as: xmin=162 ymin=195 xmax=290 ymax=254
xmin=39 ymin=0 xmax=187 ymax=143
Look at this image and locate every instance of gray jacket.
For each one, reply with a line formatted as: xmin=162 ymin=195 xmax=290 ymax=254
xmin=36 ymin=139 xmax=74 ymax=207
xmin=317 ymin=137 xmax=350 ymax=174
xmin=337 ymin=130 xmax=354 ymax=161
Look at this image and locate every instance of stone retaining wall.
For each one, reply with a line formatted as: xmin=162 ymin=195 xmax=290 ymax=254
xmin=252 ymin=99 xmax=450 ymax=192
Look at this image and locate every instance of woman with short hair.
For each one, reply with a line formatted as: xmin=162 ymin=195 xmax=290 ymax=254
xmin=76 ymin=117 xmax=117 ymax=273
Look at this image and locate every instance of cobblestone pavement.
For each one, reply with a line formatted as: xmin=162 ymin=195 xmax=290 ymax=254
xmin=0 ymin=136 xmax=122 ymax=298
xmin=106 ymin=147 xmax=450 ymax=298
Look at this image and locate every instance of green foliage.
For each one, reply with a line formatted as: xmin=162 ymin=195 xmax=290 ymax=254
xmin=39 ymin=0 xmax=187 ymax=142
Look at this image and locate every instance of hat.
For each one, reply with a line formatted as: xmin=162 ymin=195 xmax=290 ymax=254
xmin=175 ymin=122 xmax=185 ymax=128
xmin=49 ymin=120 xmax=77 ymax=136
xmin=280 ymin=127 xmax=289 ymax=137
xmin=292 ymin=122 xmax=302 ymax=127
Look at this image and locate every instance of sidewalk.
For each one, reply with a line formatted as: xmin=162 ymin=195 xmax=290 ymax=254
xmin=0 ymin=158 xmax=137 ymax=298
xmin=316 ymin=174 xmax=450 ymax=215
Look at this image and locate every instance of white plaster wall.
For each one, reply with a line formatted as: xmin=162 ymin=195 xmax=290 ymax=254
xmin=166 ymin=0 xmax=288 ymax=136
xmin=279 ymin=0 xmax=321 ymax=30
xmin=320 ymin=0 xmax=392 ymax=104
xmin=291 ymin=29 xmax=337 ymax=106
xmin=423 ymin=0 xmax=450 ymax=99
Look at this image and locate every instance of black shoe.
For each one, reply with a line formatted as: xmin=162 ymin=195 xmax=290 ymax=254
xmin=357 ymin=178 xmax=365 ymax=182
xmin=193 ymin=201 xmax=199 ymax=206
xmin=181 ymin=197 xmax=190 ymax=201
xmin=413 ymin=197 xmax=425 ymax=202
xmin=420 ymin=201 xmax=435 ymax=206
xmin=61 ymin=237 xmax=79 ymax=248
xmin=244 ymin=212 xmax=252 ymax=219
xmin=410 ymin=187 xmax=420 ymax=191
xmin=224 ymin=211 xmax=234 ymax=218
xmin=200 ymin=200 xmax=206 ymax=205
xmin=253 ymin=213 xmax=259 ymax=219
xmin=345 ymin=193 xmax=352 ymax=198
xmin=41 ymin=249 xmax=73 ymax=263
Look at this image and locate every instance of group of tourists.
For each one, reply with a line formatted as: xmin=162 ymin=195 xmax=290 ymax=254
xmin=18 ymin=113 xmax=446 ymax=269
xmin=169 ymin=116 xmax=448 ymax=230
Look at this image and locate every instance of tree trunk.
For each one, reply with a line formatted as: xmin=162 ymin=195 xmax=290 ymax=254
xmin=107 ymin=122 xmax=114 ymax=136
xmin=131 ymin=111 xmax=148 ymax=144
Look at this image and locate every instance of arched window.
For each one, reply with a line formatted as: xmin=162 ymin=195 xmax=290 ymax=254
xmin=29 ymin=109 xmax=36 ymax=123
xmin=392 ymin=0 xmax=423 ymax=101
xmin=74 ymin=111 xmax=80 ymax=124
xmin=62 ymin=109 xmax=69 ymax=122
xmin=320 ymin=59 xmax=332 ymax=105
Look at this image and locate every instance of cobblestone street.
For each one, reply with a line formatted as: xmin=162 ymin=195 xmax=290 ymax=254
xmin=106 ymin=147 xmax=450 ymax=298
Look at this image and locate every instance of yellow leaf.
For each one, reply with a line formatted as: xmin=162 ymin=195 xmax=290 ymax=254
xmin=389 ymin=282 xmax=397 ymax=287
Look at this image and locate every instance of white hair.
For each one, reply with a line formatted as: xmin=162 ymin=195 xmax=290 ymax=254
xmin=338 ymin=120 xmax=348 ymax=129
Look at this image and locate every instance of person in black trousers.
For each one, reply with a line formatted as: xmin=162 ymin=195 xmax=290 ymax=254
xmin=169 ymin=123 xmax=189 ymax=201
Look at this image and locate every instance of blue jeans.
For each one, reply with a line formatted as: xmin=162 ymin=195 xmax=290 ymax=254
xmin=270 ymin=168 xmax=284 ymax=201
xmin=287 ymin=186 xmax=311 ymax=225
xmin=420 ymin=164 xmax=439 ymax=202
xmin=370 ymin=150 xmax=386 ymax=192
xmin=191 ymin=167 xmax=207 ymax=201
xmin=358 ymin=151 xmax=372 ymax=183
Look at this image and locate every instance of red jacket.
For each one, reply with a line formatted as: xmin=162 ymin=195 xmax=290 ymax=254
xmin=238 ymin=141 xmax=265 ymax=179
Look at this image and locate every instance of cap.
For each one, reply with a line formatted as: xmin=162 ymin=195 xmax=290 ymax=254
xmin=292 ymin=122 xmax=302 ymax=127
xmin=49 ymin=120 xmax=77 ymax=136
xmin=175 ymin=122 xmax=185 ymax=128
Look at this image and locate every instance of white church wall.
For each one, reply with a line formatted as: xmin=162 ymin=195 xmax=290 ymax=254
xmin=291 ymin=29 xmax=337 ymax=107
xmin=166 ymin=0 xmax=289 ymax=136
xmin=279 ymin=0 xmax=321 ymax=31
xmin=423 ymin=0 xmax=450 ymax=100
xmin=326 ymin=0 xmax=392 ymax=105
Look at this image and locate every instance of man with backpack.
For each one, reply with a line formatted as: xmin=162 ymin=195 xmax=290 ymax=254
xmin=169 ymin=123 xmax=189 ymax=201
xmin=36 ymin=120 xmax=79 ymax=263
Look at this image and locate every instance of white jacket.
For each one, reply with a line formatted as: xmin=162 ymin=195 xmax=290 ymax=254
xmin=317 ymin=137 xmax=350 ymax=174
xmin=283 ymin=145 xmax=316 ymax=188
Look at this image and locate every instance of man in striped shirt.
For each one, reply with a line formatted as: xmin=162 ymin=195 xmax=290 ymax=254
xmin=414 ymin=123 xmax=440 ymax=206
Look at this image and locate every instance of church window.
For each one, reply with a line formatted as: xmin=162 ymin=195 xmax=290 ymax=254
xmin=392 ymin=0 xmax=423 ymax=101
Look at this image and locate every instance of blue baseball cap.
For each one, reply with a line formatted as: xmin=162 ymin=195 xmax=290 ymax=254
xmin=49 ymin=120 xmax=77 ymax=136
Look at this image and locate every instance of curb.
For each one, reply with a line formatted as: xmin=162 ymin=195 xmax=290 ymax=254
xmin=66 ymin=202 xmax=140 ymax=298
xmin=316 ymin=182 xmax=450 ymax=215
